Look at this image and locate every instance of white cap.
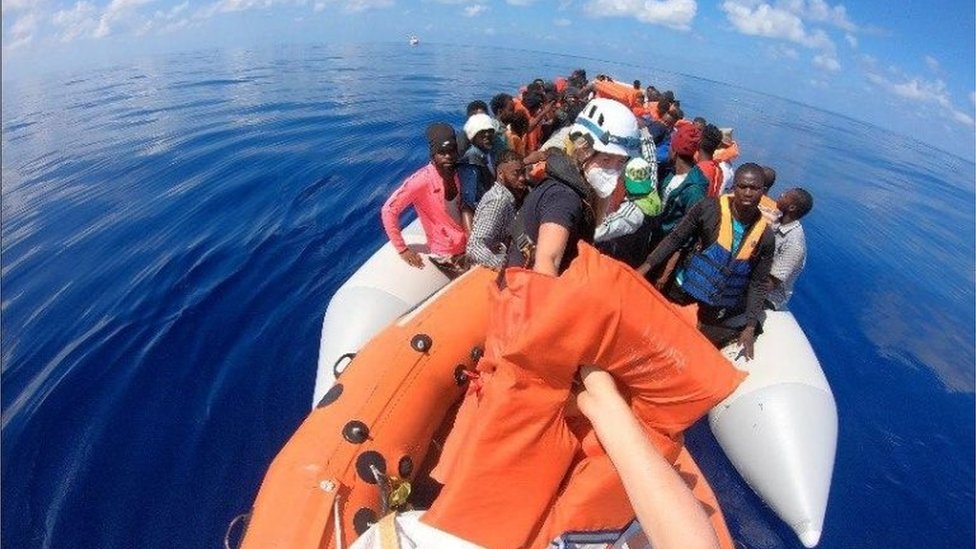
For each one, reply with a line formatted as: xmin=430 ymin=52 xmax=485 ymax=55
xmin=463 ymin=113 xmax=495 ymax=140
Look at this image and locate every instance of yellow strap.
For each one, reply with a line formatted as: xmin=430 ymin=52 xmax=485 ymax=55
xmin=718 ymin=194 xmax=768 ymax=260
xmin=717 ymin=195 xmax=733 ymax=249
xmin=376 ymin=512 xmax=401 ymax=549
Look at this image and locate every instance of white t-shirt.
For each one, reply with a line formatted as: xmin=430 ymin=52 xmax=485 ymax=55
xmin=662 ymin=173 xmax=688 ymax=203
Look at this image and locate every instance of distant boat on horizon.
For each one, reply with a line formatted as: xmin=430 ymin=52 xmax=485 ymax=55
xmin=409 ymin=35 xmax=419 ymax=46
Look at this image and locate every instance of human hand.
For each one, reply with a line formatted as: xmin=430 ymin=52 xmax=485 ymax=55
xmin=575 ymin=366 xmax=625 ymax=420
xmin=399 ymin=249 xmax=424 ymax=269
xmin=737 ymin=325 xmax=756 ymax=360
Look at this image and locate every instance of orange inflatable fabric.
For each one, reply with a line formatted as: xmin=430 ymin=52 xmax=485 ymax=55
xmin=425 ymin=243 xmax=745 ymax=548
xmin=240 ymin=268 xmax=495 ymax=549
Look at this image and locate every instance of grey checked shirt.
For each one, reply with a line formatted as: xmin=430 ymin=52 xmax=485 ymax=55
xmin=466 ymin=182 xmax=516 ymax=269
xmin=768 ymin=220 xmax=807 ymax=309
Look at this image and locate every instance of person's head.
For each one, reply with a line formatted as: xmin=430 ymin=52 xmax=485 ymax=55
xmin=633 ymin=79 xmax=641 ymax=90
xmin=669 ymin=123 xmax=702 ymax=166
xmin=495 ymin=149 xmax=527 ymax=195
xmin=671 ymin=106 xmax=684 ymax=120
xmin=635 ymin=92 xmax=646 ymax=105
xmin=656 ymin=98 xmax=673 ymax=117
xmin=762 ymin=166 xmax=777 ymax=192
xmin=490 ymin=93 xmax=515 ymax=123
xmin=719 ymin=127 xmax=735 ymax=148
xmin=426 ymin=123 xmax=458 ymax=175
xmin=777 ymin=188 xmax=814 ymax=222
xmin=646 ymin=86 xmax=661 ymax=101
xmin=700 ymin=124 xmax=723 ymax=157
xmin=464 ymin=113 xmax=496 ymax=153
xmin=568 ymin=68 xmax=587 ymax=88
xmin=623 ymin=157 xmax=654 ymax=196
xmin=731 ymin=163 xmax=766 ymax=217
xmin=569 ymin=98 xmax=641 ymax=198
xmin=662 ymin=90 xmax=675 ymax=102
xmin=693 ymin=116 xmax=707 ymax=131
xmin=509 ymin=110 xmax=529 ymax=136
xmin=522 ymin=91 xmax=545 ymax=115
xmin=660 ymin=110 xmax=679 ymax=129
xmin=466 ymin=100 xmax=488 ymax=117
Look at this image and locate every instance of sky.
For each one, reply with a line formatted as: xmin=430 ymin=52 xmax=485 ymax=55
xmin=2 ymin=0 xmax=975 ymax=160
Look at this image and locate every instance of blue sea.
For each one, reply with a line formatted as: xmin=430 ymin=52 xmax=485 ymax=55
xmin=2 ymin=43 xmax=974 ymax=549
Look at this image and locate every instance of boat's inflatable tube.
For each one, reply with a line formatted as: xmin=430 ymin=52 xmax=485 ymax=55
xmin=314 ymin=219 xmax=449 ymax=407
xmin=709 ymin=310 xmax=837 ymax=548
xmin=243 ymin=267 xmax=494 ymax=549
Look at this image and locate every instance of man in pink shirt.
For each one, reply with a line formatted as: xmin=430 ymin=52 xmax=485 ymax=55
xmin=381 ymin=123 xmax=469 ymax=272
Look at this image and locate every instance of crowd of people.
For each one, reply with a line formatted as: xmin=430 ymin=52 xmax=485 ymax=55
xmin=380 ymin=69 xmax=814 ymax=358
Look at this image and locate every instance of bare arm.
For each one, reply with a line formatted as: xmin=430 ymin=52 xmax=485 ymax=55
xmin=533 ymin=222 xmax=570 ymax=276
xmin=576 ymin=367 xmax=719 ymax=549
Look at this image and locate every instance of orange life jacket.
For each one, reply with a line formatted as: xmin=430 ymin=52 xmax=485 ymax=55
xmin=593 ymin=79 xmax=642 ymax=108
xmin=714 ymin=140 xmax=739 ymax=163
xmin=425 ymin=242 xmax=745 ymax=548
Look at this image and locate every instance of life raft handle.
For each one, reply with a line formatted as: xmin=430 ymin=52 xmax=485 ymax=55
xmin=223 ymin=512 xmax=250 ymax=549
xmin=334 ymin=353 xmax=356 ymax=379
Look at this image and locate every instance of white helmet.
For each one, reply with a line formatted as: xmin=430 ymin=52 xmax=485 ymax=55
xmin=570 ymin=98 xmax=641 ymax=158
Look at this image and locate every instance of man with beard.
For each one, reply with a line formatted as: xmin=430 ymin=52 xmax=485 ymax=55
xmin=381 ymin=123 xmax=468 ymax=272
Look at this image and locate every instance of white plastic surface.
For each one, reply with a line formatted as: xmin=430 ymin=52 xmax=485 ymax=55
xmin=312 ymin=219 xmax=451 ymax=407
xmin=709 ymin=310 xmax=837 ymax=547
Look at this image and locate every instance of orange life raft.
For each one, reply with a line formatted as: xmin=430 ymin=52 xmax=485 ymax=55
xmin=241 ymin=248 xmax=743 ymax=548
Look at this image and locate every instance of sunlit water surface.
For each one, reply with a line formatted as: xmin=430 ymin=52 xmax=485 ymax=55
xmin=2 ymin=43 xmax=973 ymax=548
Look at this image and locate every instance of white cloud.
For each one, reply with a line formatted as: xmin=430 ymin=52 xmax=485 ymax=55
xmin=583 ymin=0 xmax=697 ymax=31
xmin=483 ymin=26 xmax=495 ymax=34
xmin=924 ymin=55 xmax=940 ymax=73
xmin=507 ymin=0 xmax=537 ymax=4
xmin=2 ymin=0 xmax=37 ymax=15
xmin=866 ymin=68 xmax=975 ymax=128
xmin=766 ymin=43 xmax=798 ymax=59
xmin=970 ymin=91 xmax=976 ymax=106
xmin=463 ymin=4 xmax=487 ymax=16
xmin=313 ymin=1 xmax=325 ymax=10
xmin=554 ymin=17 xmax=571 ymax=26
xmin=94 ymin=0 xmax=152 ymax=38
xmin=5 ymin=13 xmax=38 ymax=50
xmin=844 ymin=32 xmax=856 ymax=47
xmin=812 ymin=53 xmax=840 ymax=71
xmin=783 ymin=0 xmax=856 ymax=31
xmin=721 ymin=1 xmax=842 ymax=70
xmin=558 ymin=0 xmax=573 ymax=9
xmin=51 ymin=1 xmax=100 ymax=42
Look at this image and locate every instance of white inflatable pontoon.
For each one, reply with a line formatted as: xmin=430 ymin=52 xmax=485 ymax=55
xmin=313 ymin=222 xmax=837 ymax=548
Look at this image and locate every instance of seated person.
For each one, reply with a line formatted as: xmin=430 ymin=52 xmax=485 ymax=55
xmin=457 ymin=113 xmax=498 ymax=210
xmin=381 ymin=123 xmax=468 ymax=272
xmin=595 ymin=157 xmax=662 ymax=267
xmin=656 ymin=123 xmax=707 ymax=241
xmin=637 ymin=163 xmax=775 ymax=358
xmin=466 ymin=150 xmax=528 ymax=269
xmin=767 ymin=187 xmax=814 ymax=310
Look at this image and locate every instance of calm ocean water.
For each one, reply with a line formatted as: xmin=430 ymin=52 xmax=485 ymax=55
xmin=2 ymin=43 xmax=973 ymax=549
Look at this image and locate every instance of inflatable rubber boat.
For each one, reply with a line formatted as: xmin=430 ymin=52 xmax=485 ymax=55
xmin=240 ymin=219 xmax=837 ymax=548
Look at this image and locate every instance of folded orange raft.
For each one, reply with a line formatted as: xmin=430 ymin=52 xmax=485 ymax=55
xmin=241 ymin=245 xmax=745 ymax=549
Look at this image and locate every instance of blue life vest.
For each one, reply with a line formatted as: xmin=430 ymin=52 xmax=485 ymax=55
xmin=682 ymin=195 xmax=767 ymax=309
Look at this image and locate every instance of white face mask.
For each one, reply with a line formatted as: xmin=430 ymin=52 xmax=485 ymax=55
xmin=584 ymin=164 xmax=622 ymax=199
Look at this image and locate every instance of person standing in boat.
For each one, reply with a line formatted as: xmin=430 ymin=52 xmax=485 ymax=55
xmin=637 ymin=163 xmax=775 ymax=358
xmin=457 ymin=113 xmax=499 ymax=212
xmin=466 ymin=150 xmax=527 ymax=269
xmin=381 ymin=123 xmax=469 ymax=273
xmin=507 ymin=98 xmax=641 ymax=276
xmin=766 ymin=187 xmax=814 ymax=310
